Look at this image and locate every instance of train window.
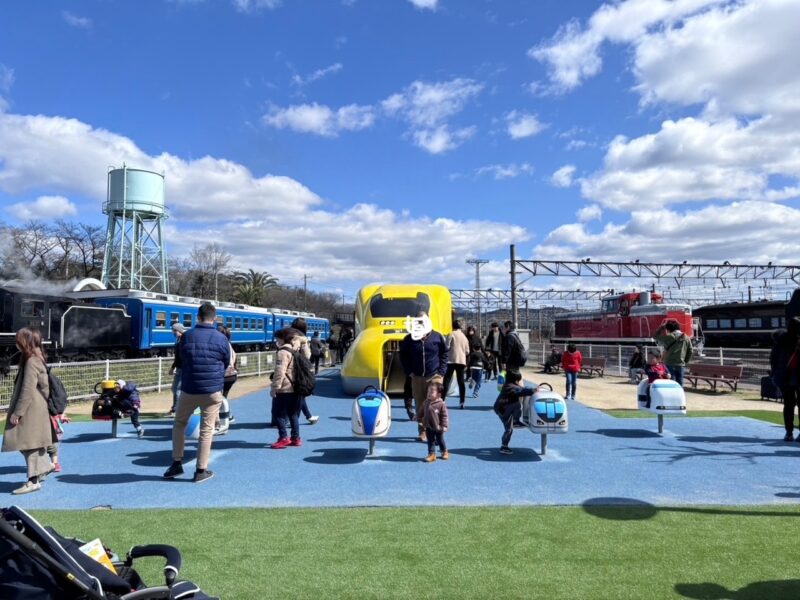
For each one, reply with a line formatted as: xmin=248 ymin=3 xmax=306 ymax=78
xmin=719 ymin=319 xmax=731 ymax=329
xmin=734 ymin=319 xmax=747 ymax=329
xmin=225 ymin=316 xmax=233 ymax=329
xmin=155 ymin=311 xmax=167 ymax=328
xmin=250 ymin=318 xmax=256 ymax=330
xmin=370 ymin=293 xmax=430 ymax=318
xmin=705 ymin=319 xmax=718 ymax=329
xmin=170 ymin=312 xmax=180 ymax=326
xmin=21 ymin=300 xmax=45 ymax=317
xmin=235 ymin=317 xmax=242 ymax=330
xmin=183 ymin=313 xmax=193 ymax=327
xmin=243 ymin=319 xmax=250 ymax=330
xmin=772 ymin=317 xmax=781 ymax=328
xmin=748 ymin=318 xmax=761 ymax=328
xmin=257 ymin=319 xmax=264 ymax=329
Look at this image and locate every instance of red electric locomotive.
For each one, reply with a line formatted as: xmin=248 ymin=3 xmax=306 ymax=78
xmin=552 ymin=291 xmax=696 ymax=344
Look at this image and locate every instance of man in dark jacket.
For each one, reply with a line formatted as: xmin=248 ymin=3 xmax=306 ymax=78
xmin=770 ymin=317 xmax=800 ymax=441
xmin=484 ymin=322 xmax=505 ymax=376
xmin=164 ymin=302 xmax=230 ymax=483
xmin=399 ymin=311 xmax=448 ymax=442
xmin=502 ymin=321 xmax=526 ymax=375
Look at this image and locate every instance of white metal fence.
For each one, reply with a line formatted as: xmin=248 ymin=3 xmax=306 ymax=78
xmin=0 ymin=350 xmax=299 ymax=411
xmin=527 ymin=342 xmax=770 ymax=388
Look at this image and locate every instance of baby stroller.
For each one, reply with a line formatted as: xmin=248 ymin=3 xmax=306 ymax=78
xmin=0 ymin=505 xmax=219 ymax=599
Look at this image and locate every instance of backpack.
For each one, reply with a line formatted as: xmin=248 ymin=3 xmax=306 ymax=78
xmin=508 ymin=333 xmax=528 ymax=367
xmin=281 ymin=348 xmax=316 ymax=396
xmin=46 ymin=368 xmax=68 ymax=416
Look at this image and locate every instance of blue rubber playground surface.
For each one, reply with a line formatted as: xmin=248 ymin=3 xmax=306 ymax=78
xmin=2 ymin=369 xmax=799 ymax=510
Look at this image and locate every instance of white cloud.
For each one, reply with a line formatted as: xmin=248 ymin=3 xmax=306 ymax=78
xmin=291 ymin=63 xmax=343 ymax=87
xmin=529 ymin=0 xmax=724 ymax=93
xmin=550 ymin=165 xmax=576 ymax=188
xmin=0 ymin=110 xmax=529 ymax=286
xmin=408 ymin=0 xmax=438 ymax=10
xmin=537 ymin=201 xmax=800 ymax=265
xmin=506 ymin=111 xmax=545 ymax=139
xmin=263 ymin=102 xmax=375 ymax=137
xmin=565 ymin=139 xmax=588 ymax=150
xmin=582 ymin=115 xmax=800 ymax=209
xmin=232 ymin=0 xmax=282 ymax=11
xmin=382 ymin=78 xmax=483 ymax=153
xmin=476 ymin=163 xmax=534 ymax=180
xmin=413 ymin=125 xmax=475 ymax=155
xmin=9 ymin=195 xmax=78 ymax=221
xmin=0 ymin=63 xmax=13 ymax=112
xmin=576 ymin=204 xmax=602 ymax=222
xmin=62 ymin=11 xmax=92 ymax=29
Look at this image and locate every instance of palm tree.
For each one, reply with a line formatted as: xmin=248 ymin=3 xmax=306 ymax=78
xmin=233 ymin=269 xmax=279 ymax=306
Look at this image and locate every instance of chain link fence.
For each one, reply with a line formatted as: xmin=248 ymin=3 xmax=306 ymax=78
xmin=0 ymin=350 xmax=324 ymax=411
xmin=526 ymin=340 xmax=770 ymax=388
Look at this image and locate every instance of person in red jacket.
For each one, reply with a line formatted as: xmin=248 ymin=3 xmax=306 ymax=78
xmin=561 ymin=343 xmax=582 ymax=400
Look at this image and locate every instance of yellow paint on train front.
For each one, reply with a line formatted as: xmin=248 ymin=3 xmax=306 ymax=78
xmin=340 ymin=283 xmax=453 ymax=395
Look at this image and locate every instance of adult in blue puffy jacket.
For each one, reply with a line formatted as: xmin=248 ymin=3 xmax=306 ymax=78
xmin=163 ymin=302 xmax=230 ymax=484
xmin=399 ymin=311 xmax=448 ymax=442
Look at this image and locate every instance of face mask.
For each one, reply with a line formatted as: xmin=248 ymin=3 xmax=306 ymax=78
xmin=405 ymin=315 xmax=432 ymax=340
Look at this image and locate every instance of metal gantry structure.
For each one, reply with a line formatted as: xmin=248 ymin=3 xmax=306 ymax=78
xmin=451 ymin=246 xmax=800 ymax=329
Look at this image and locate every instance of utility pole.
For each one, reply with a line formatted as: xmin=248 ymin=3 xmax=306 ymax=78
xmin=466 ymin=258 xmax=489 ymax=336
xmin=510 ymin=244 xmax=518 ymax=327
xmin=303 ymin=274 xmax=309 ymax=311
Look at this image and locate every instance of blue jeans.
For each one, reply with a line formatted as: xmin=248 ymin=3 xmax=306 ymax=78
xmin=275 ymin=393 xmax=302 ymax=440
xmin=470 ymin=367 xmax=483 ymax=393
xmin=495 ymin=401 xmax=521 ymax=448
xmin=565 ymin=372 xmax=578 ymax=398
xmin=667 ymin=365 xmax=684 ymax=387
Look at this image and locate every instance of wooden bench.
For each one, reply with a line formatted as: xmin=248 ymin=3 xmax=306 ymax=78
xmin=580 ymin=357 xmax=606 ymax=377
xmin=684 ymin=364 xmax=743 ymax=392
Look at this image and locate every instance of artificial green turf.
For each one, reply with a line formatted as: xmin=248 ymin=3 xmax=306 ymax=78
xmin=603 ymin=408 xmax=786 ymax=425
xmin=32 ymin=506 xmax=800 ymax=599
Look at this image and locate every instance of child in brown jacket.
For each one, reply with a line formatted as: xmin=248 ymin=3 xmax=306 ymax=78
xmin=422 ymin=381 xmax=449 ymax=462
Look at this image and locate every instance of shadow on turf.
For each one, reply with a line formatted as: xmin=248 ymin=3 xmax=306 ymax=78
xmin=622 ymin=444 xmax=800 ymax=464
xmin=675 ymin=580 xmax=800 ymax=599
xmin=578 ymin=428 xmax=662 ymax=438
xmin=582 ymin=497 xmax=800 ymax=520
xmin=57 ymin=473 xmax=170 ymax=485
xmin=307 ymin=435 xmax=421 ymax=444
xmin=676 ymin=435 xmax=784 ymax=445
xmin=303 ymin=448 xmax=421 ymax=464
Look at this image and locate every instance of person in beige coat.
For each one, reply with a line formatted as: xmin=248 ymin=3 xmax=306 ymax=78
xmin=443 ymin=321 xmax=470 ymax=409
xmin=2 ymin=328 xmax=56 ymax=494
xmin=270 ymin=327 xmax=304 ymax=449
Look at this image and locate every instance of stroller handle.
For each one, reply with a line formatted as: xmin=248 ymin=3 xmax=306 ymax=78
xmin=126 ymin=544 xmax=182 ymax=586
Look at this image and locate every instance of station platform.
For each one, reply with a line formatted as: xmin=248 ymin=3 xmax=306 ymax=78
xmin=1 ymin=370 xmax=798 ymax=510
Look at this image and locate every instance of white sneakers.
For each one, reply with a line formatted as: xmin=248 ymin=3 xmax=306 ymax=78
xmin=13 ymin=481 xmax=41 ymax=495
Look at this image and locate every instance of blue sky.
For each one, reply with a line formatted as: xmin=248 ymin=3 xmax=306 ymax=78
xmin=1 ymin=0 xmax=798 ymax=302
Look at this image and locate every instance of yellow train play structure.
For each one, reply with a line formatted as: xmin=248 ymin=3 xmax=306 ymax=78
xmin=340 ymin=283 xmax=453 ymax=395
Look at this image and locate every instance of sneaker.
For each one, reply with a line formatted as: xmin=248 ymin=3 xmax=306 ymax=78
xmin=214 ymin=425 xmax=229 ymax=436
xmin=784 ymin=432 xmax=794 ymax=442
xmin=441 ymin=451 xmax=449 ymax=460
xmin=424 ymin=453 xmax=436 ymax=463
xmin=163 ymin=462 xmax=184 ymax=479
xmin=499 ymin=447 xmax=513 ymax=455
xmin=54 ymin=462 xmax=62 ymax=473
xmin=472 ymin=393 xmax=479 ymax=398
xmin=137 ymin=427 xmax=145 ymax=438
xmin=12 ymin=481 xmax=41 ymax=495
xmin=307 ymin=416 xmax=320 ymax=425
xmin=271 ymin=437 xmax=292 ymax=449
xmin=228 ymin=415 xmax=236 ymax=424
xmin=193 ymin=470 xmax=214 ymax=484
xmin=513 ymin=420 xmax=526 ymax=428
xmin=290 ymin=437 xmax=303 ymax=447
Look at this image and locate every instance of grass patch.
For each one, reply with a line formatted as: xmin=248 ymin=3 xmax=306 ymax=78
xmin=31 ymin=506 xmax=800 ymax=599
xmin=603 ymin=409 xmax=785 ymax=425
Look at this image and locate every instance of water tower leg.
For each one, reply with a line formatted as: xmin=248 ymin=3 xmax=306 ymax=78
xmin=541 ymin=433 xmax=548 ymax=455
xmin=658 ymin=415 xmax=664 ymax=434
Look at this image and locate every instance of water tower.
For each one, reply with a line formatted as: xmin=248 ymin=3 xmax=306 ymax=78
xmin=101 ymin=165 xmax=170 ymax=292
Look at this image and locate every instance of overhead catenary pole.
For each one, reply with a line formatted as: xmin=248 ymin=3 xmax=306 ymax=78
xmin=510 ymin=244 xmax=518 ymax=327
xmin=466 ymin=258 xmax=489 ymax=336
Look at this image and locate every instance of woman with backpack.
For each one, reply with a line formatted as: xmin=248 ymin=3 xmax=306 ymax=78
xmin=1 ymin=327 xmax=57 ymax=494
xmin=270 ymin=327 xmax=305 ymax=449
